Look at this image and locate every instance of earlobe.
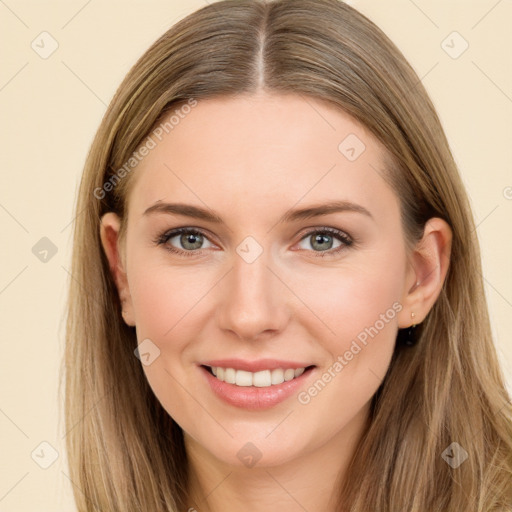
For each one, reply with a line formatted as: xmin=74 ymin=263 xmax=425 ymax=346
xmin=398 ymin=217 xmax=452 ymax=328
xmin=99 ymin=212 xmax=135 ymax=326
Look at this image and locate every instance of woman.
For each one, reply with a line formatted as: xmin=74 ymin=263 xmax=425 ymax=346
xmin=64 ymin=0 xmax=512 ymax=510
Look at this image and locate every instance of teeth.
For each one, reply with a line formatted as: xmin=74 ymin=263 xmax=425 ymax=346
xmin=253 ymin=370 xmax=271 ymax=387
xmin=224 ymin=367 xmax=236 ymax=384
xmin=284 ymin=369 xmax=295 ymax=381
xmin=271 ymin=368 xmax=284 ymax=385
xmin=235 ymin=370 xmax=253 ymax=387
xmin=208 ymin=366 xmax=308 ymax=387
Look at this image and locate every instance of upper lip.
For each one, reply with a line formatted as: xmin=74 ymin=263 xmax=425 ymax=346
xmin=200 ymin=358 xmax=315 ymax=373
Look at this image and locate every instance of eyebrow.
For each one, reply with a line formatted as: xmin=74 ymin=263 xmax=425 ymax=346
xmin=143 ymin=200 xmax=373 ymax=224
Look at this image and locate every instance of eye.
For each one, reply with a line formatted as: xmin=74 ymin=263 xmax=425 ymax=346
xmin=154 ymin=227 xmax=215 ymax=256
xmin=296 ymin=227 xmax=353 ymax=257
xmin=154 ymin=226 xmax=354 ymax=258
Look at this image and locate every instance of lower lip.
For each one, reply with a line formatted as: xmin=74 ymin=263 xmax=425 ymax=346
xmin=200 ymin=365 xmax=315 ymax=410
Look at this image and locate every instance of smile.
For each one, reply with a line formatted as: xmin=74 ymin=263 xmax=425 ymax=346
xmin=199 ymin=361 xmax=316 ymax=410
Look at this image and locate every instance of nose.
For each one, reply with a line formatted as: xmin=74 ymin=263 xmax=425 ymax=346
xmin=215 ymin=248 xmax=290 ymax=342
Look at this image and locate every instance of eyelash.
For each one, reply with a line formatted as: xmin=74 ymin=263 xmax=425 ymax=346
xmin=153 ymin=226 xmax=354 ymax=258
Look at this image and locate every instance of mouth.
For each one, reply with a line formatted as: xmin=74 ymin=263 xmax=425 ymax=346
xmin=198 ymin=361 xmax=317 ymax=410
xmin=202 ymin=364 xmax=316 ymax=388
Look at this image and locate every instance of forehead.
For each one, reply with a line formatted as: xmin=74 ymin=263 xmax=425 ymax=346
xmin=126 ymin=93 xmax=399 ymax=225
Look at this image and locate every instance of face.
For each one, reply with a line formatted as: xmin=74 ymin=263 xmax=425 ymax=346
xmin=107 ymin=93 xmax=418 ymax=469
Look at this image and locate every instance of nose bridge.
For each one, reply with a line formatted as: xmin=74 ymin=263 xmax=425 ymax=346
xmin=216 ymin=240 xmax=288 ymax=340
xmin=233 ymin=248 xmax=272 ymax=302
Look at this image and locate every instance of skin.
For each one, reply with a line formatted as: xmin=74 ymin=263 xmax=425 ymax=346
xmin=100 ymin=92 xmax=452 ymax=511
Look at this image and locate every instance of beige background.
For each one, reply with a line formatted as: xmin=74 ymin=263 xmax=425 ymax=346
xmin=1 ymin=0 xmax=511 ymax=510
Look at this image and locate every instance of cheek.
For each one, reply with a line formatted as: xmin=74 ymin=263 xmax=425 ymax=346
xmin=332 ymin=271 xmax=402 ymax=344
xmin=128 ymin=258 xmax=209 ymax=342
xmin=126 ymin=252 xmax=225 ymax=391
xmin=127 ymin=259 xmax=210 ymax=422
xmin=292 ymin=250 xmax=405 ymax=350
xmin=293 ymin=253 xmax=405 ymax=426
xmin=296 ymin=256 xmax=404 ymax=414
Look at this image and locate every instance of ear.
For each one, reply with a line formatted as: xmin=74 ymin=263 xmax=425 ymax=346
xmin=99 ymin=212 xmax=135 ymax=327
xmin=397 ymin=217 xmax=452 ymax=328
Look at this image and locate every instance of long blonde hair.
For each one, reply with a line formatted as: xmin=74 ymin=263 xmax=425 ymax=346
xmin=63 ymin=0 xmax=512 ymax=510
